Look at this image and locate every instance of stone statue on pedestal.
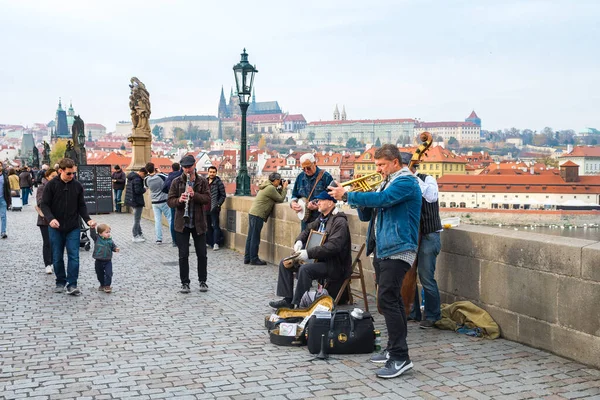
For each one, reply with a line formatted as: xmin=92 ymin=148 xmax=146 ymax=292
xmin=72 ymin=115 xmax=87 ymax=165
xmin=129 ymin=77 xmax=151 ymax=135
xmin=127 ymin=77 xmax=152 ymax=171
xmin=32 ymin=147 xmax=40 ymax=169
xmin=65 ymin=140 xmax=79 ymax=164
xmin=42 ymin=141 xmax=51 ymax=166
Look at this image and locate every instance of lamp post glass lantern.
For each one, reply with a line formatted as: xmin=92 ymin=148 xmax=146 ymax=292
xmin=233 ymin=48 xmax=258 ymax=196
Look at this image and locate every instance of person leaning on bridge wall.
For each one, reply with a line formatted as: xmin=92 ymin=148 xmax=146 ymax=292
xmin=244 ymin=172 xmax=289 ymax=266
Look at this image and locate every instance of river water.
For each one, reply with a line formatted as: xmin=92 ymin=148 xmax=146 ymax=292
xmin=491 ymin=225 xmax=600 ymax=241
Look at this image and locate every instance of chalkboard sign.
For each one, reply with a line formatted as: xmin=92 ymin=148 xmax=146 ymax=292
xmin=78 ymin=165 xmax=113 ymax=214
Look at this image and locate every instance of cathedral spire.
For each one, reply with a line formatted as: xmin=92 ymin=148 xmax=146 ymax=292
xmin=57 ymin=97 xmax=63 ymax=111
xmin=218 ymin=86 xmax=228 ymax=118
xmin=333 ymin=104 xmax=340 ymax=120
xmin=341 ymin=105 xmax=347 ymax=121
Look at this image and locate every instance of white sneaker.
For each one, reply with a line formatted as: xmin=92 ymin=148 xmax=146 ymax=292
xmin=133 ymin=236 xmax=145 ymax=243
xmin=45 ymin=265 xmax=53 ymax=274
xmin=213 ymin=244 xmax=219 ymax=251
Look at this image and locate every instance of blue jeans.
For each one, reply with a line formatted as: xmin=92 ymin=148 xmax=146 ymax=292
xmin=170 ymin=207 xmax=176 ymax=243
xmin=49 ymin=227 xmax=80 ymax=288
xmin=152 ymin=202 xmax=171 ymax=241
xmin=410 ymin=232 xmax=442 ymax=321
xmin=113 ymin=189 xmax=123 ymax=212
xmin=21 ymin=187 xmax=30 ymax=205
xmin=244 ymin=214 xmax=264 ymax=263
xmin=205 ymin=210 xmax=222 ymax=246
xmin=0 ymin=197 xmax=7 ymax=234
xmin=95 ymin=259 xmax=113 ymax=287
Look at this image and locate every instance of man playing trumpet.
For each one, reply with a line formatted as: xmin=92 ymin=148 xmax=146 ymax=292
xmin=269 ymin=191 xmax=352 ymax=310
xmin=167 ymin=155 xmax=211 ymax=294
xmin=328 ymin=144 xmax=421 ymax=380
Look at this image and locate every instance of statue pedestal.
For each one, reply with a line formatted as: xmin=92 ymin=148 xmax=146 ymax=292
xmin=127 ymin=128 xmax=151 ymax=172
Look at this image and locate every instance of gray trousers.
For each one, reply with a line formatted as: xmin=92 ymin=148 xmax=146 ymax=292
xmin=132 ymin=206 xmax=143 ymax=237
xmin=276 ymin=261 xmax=329 ymax=305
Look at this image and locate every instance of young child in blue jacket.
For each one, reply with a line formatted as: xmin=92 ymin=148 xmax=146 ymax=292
xmin=90 ymin=223 xmax=120 ymax=293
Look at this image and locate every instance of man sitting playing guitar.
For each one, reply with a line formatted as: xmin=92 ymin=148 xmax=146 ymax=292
xmin=269 ymin=191 xmax=352 ymax=309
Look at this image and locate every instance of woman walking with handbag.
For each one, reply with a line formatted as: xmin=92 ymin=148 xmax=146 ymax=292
xmin=36 ymin=168 xmax=58 ymax=274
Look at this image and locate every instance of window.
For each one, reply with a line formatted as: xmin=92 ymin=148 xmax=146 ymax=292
xmin=459 ymin=202 xmax=466 ymax=208
xmin=450 ymin=202 xmax=456 ymax=208
xmin=440 ymin=202 xmax=447 ymax=207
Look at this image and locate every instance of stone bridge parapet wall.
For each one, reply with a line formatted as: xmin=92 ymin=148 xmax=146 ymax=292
xmin=142 ymin=195 xmax=600 ymax=368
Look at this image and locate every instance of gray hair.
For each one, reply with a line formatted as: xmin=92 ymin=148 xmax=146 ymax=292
xmin=299 ymin=153 xmax=316 ymax=164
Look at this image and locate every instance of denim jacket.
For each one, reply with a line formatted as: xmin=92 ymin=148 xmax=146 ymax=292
xmin=350 ymin=168 xmax=421 ymax=259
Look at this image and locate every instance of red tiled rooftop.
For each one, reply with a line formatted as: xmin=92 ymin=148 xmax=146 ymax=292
xmin=561 ymin=146 xmax=600 ymax=158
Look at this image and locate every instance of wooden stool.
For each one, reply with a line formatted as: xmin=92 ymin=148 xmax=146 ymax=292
xmin=334 ymin=243 xmax=369 ymax=312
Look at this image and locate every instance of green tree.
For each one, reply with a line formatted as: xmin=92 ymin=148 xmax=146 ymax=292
xmin=346 ymin=137 xmax=359 ymax=148
xmin=172 ymin=127 xmax=186 ymax=141
xmin=447 ymin=136 xmax=459 ymax=148
xmin=186 ymin=123 xmax=201 ymax=141
xmin=285 ymin=137 xmax=296 ymax=145
xmin=307 ymin=131 xmax=316 ymax=143
xmin=375 ymin=137 xmax=381 ymax=147
xmin=50 ymin=139 xmax=68 ymax=166
xmin=152 ymin=125 xmax=163 ymax=140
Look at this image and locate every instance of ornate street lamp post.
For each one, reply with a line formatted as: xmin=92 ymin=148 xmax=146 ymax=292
xmin=233 ymin=48 xmax=258 ymax=196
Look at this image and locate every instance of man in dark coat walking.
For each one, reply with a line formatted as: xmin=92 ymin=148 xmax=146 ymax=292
xmin=125 ymin=167 xmax=147 ymax=242
xmin=204 ymin=166 xmax=226 ymax=250
xmin=111 ymin=165 xmax=126 ymax=212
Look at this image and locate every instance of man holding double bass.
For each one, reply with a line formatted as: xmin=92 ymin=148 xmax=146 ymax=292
xmin=328 ymin=144 xmax=421 ymax=380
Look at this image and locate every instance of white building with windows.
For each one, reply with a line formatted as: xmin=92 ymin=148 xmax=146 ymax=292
xmin=559 ymin=146 xmax=600 ymax=176
xmin=437 ymin=162 xmax=600 ymax=210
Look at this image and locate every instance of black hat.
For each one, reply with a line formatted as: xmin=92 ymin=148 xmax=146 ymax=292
xmin=180 ymin=155 xmax=195 ymax=168
xmin=314 ymin=191 xmax=337 ymax=203
xmin=400 ymin=152 xmax=413 ymax=165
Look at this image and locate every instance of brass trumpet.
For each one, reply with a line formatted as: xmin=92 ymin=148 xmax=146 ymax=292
xmin=340 ymin=172 xmax=384 ymax=192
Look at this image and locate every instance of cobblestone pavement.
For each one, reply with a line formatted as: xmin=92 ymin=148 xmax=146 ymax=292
xmin=1 ymin=203 xmax=600 ymax=399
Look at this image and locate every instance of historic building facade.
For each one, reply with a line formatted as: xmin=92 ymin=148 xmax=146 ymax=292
xmin=437 ymin=162 xmax=600 ymax=209
xmin=559 ymin=146 xmax=600 ymax=176
xmin=302 ymin=118 xmax=416 ymax=146
xmin=414 ymin=111 xmax=482 ymax=145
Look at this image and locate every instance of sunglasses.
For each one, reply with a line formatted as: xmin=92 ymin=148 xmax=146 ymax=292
xmin=64 ymin=172 xmax=75 ymax=176
xmin=302 ymin=166 xmax=313 ymax=171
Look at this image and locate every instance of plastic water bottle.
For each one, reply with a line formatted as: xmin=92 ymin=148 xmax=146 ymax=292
xmin=374 ymin=330 xmax=381 ymax=351
xmin=420 ymin=288 xmax=425 ymax=312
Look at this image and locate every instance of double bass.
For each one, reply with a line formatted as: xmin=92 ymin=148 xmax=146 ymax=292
xmin=375 ymin=131 xmax=433 ymax=314
xmin=400 ymin=132 xmax=433 ymax=315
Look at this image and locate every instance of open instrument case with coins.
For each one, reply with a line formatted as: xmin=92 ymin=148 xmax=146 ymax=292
xmin=265 ymin=295 xmax=334 ymax=346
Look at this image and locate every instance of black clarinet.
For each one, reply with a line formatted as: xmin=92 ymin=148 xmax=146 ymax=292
xmin=183 ymin=173 xmax=193 ymax=223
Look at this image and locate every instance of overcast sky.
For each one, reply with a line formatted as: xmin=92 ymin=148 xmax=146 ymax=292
xmin=0 ymin=0 xmax=598 ymax=133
